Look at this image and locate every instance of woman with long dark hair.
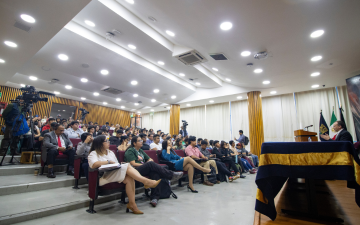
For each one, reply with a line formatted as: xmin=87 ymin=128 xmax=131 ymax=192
xmin=161 ymin=139 xmax=211 ymax=193
xmin=88 ymin=135 xmax=161 ymax=214
xmin=117 ymin=135 xmax=129 ymax=151
xmin=174 ymin=138 xmax=185 ymax=150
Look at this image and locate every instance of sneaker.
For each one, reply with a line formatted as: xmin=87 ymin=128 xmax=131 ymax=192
xmin=229 ymin=177 xmax=234 ymax=182
xmin=233 ymin=174 xmax=241 ymax=180
xmin=150 ymin=199 xmax=158 ymax=207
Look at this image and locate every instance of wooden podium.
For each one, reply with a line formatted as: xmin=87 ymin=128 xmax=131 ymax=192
xmin=294 ymin=130 xmax=318 ymax=142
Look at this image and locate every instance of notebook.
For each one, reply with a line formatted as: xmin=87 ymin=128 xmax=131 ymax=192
xmin=99 ymin=163 xmax=121 ymax=172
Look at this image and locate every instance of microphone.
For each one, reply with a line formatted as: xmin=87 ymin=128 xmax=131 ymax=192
xmin=304 ymin=125 xmax=313 ymax=131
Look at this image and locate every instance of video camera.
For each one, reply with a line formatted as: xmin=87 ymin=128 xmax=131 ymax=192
xmin=182 ymin=120 xmax=188 ymax=131
xmin=11 ymin=85 xmax=49 ymax=107
xmin=79 ymin=108 xmax=89 ymax=121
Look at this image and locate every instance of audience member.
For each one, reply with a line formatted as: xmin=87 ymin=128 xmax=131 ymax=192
xmin=235 ymin=142 xmax=259 ymax=167
xmin=89 ymin=135 xmax=162 ymax=214
xmin=124 ymin=136 xmax=183 ymax=207
xmin=185 ymin=136 xmax=218 ymax=186
xmin=94 ymin=125 xmax=100 ymax=137
xmin=109 ymin=124 xmax=115 ymax=130
xmin=101 ymin=122 xmax=110 ymax=131
xmin=88 ymin=125 xmax=95 ymax=136
xmin=160 ymin=134 xmax=166 ymax=144
xmin=146 ymin=134 xmax=154 ymax=145
xmin=212 ymin=141 xmax=242 ymax=177
xmin=88 ymin=121 xmax=93 ymax=126
xmin=42 ymin=118 xmax=56 ymax=131
xmin=117 ymin=136 xmax=129 ymax=151
xmin=140 ymin=134 xmax=150 ymax=150
xmin=76 ymin=132 xmax=93 ymax=181
xmin=109 ymin=129 xmax=123 ymax=146
xmin=65 ymin=121 xmax=84 ymax=139
xmin=179 ymin=126 xmax=188 ymax=137
xmin=42 ymin=124 xmax=75 ymax=178
xmin=174 ymin=138 xmax=185 ymax=150
xmin=196 ymin=138 xmax=203 ymax=148
xmin=39 ymin=123 xmax=57 ymax=141
xmin=150 ymin=134 xmax=162 ymax=150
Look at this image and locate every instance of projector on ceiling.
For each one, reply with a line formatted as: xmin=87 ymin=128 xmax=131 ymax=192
xmin=254 ymin=51 xmax=268 ymax=60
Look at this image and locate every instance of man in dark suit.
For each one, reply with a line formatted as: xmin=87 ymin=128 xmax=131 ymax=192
xmin=42 ymin=124 xmax=75 ymax=178
xmin=320 ymin=121 xmax=353 ymax=143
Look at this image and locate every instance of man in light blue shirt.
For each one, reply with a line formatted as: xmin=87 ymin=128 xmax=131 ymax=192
xmin=234 ymin=130 xmax=245 ymax=144
xmin=65 ymin=121 xmax=84 ymax=139
xmin=146 ymin=134 xmax=154 ymax=145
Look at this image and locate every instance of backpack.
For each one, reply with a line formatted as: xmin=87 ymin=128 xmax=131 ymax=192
xmin=157 ymin=179 xmax=178 ymax=199
xmin=244 ymin=136 xmax=249 ymax=145
xmin=4 ymin=103 xmax=20 ymax=126
xmin=12 ymin=113 xmax=29 ymax=137
xmin=206 ymin=167 xmax=217 ymax=184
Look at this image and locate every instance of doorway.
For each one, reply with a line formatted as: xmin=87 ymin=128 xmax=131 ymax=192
xmin=50 ymin=103 xmax=77 ymax=121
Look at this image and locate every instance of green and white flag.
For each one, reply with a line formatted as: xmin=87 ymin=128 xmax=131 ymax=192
xmin=329 ymin=109 xmax=337 ymax=138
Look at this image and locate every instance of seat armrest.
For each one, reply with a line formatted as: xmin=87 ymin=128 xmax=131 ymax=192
xmin=88 ymin=168 xmax=100 ymax=200
xmin=75 ymin=155 xmax=86 ymax=160
xmin=159 ymin=160 xmax=175 ymax=170
xmin=74 ymin=157 xmax=83 ymax=179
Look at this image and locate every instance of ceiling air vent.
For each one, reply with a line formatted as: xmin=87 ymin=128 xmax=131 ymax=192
xmin=14 ymin=21 xmax=31 ymax=32
xmin=209 ymin=53 xmax=228 ymax=61
xmin=176 ymin=50 xmax=207 ymax=66
xmin=254 ymin=51 xmax=268 ymax=60
xmin=101 ymin=86 xmax=123 ymax=95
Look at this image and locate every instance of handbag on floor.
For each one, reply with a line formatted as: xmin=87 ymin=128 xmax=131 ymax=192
xmin=146 ymin=179 xmax=178 ymax=199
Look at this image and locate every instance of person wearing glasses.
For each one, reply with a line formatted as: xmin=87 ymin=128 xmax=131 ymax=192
xmin=88 ymin=135 xmax=162 ymax=214
xmin=124 ymin=136 xmax=183 ymax=207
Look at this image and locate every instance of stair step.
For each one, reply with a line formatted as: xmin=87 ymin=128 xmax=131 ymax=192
xmin=0 ymin=184 xmax=148 ymax=225
xmin=0 ymin=173 xmax=87 ymax=196
xmin=0 ymin=164 xmax=67 ymax=176
xmin=0 ymin=155 xmax=41 ymax=164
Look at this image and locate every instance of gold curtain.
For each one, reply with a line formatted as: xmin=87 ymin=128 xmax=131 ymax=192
xmin=169 ymin=104 xmax=180 ymax=136
xmin=247 ymin=91 xmax=264 ymax=156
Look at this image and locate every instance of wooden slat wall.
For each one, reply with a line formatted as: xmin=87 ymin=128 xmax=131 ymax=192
xmin=0 ymin=85 xmax=130 ymax=127
xmin=247 ymin=91 xmax=264 ymax=157
xmin=169 ymin=104 xmax=180 ymax=136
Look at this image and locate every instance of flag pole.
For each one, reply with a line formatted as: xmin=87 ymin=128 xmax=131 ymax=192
xmin=335 ymin=86 xmax=341 ymax=108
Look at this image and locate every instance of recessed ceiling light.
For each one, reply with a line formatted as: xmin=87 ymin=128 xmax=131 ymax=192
xmin=81 ymin=97 xmax=86 ymax=100
xmin=241 ymin=51 xmax=251 ymax=57
xmin=220 ymin=22 xmax=233 ymax=30
xmin=93 ymin=92 xmax=99 ymax=96
xmin=167 ymin=107 xmax=170 ymax=109
xmin=186 ymin=104 xmax=191 ymax=106
xmin=158 ymin=61 xmax=164 ymax=65
xmin=54 ymin=91 xmax=60 ymax=95
xmin=237 ymin=96 xmax=242 ymax=99
xmin=263 ymin=80 xmax=270 ymax=84
xmin=4 ymin=41 xmax=17 ymax=48
xmin=126 ymin=0 xmax=134 ymax=4
xmin=121 ymin=106 xmax=125 ymax=109
xmin=312 ymin=84 xmax=319 ymax=88
xmin=226 ymin=78 xmax=231 ymax=82
xmin=85 ymin=20 xmax=95 ymax=27
xmin=137 ymin=111 xmax=141 ymax=113
xmin=254 ymin=69 xmax=263 ymax=73
xmin=179 ymin=73 xmax=185 ymax=77
xmin=154 ymin=89 xmax=159 ymax=93
xmin=270 ymin=91 xmax=277 ymax=94
xmin=81 ymin=78 xmax=88 ymax=82
xmin=310 ymin=30 xmax=324 ymax=38
xmin=65 ymin=85 xmax=72 ymax=89
xmin=134 ymin=103 xmax=139 ymax=106
xmin=58 ymin=54 xmax=68 ymax=61
xmin=311 ymin=56 xmax=322 ymax=61
xmin=195 ymin=82 xmax=201 ymax=85
xmin=116 ymin=98 xmax=121 ymax=101
xmin=128 ymin=44 xmax=136 ymax=49
xmin=29 ymin=76 xmax=37 ymax=81
xmin=63 ymin=110 xmax=66 ymax=111
xmin=166 ymin=30 xmax=175 ymax=36
xmin=151 ymin=99 xmax=156 ymax=102
xmin=0 ymin=59 xmax=5 ymax=63
xmin=133 ymin=94 xmax=138 ymax=97
xmin=131 ymin=80 xmax=138 ymax=85
xmin=212 ymin=67 xmax=218 ymax=71
xmin=20 ymin=14 xmax=35 ymax=23
xmin=101 ymin=70 xmax=109 ymax=75
xmin=209 ymin=100 xmax=214 ymax=103
xmin=103 ymin=102 xmax=108 ymax=105
xmin=311 ymin=72 xmax=320 ymax=77
xmin=150 ymin=109 xmax=154 ymax=111
xmin=171 ymin=95 xmax=176 ymax=99
xmin=20 ymin=84 xmax=25 ymax=87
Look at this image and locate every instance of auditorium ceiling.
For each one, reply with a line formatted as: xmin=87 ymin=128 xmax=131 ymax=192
xmin=1 ymin=0 xmax=360 ymax=113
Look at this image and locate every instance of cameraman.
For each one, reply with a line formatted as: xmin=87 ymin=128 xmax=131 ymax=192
xmin=179 ymin=126 xmax=188 ymax=137
xmin=0 ymin=101 xmax=22 ymax=155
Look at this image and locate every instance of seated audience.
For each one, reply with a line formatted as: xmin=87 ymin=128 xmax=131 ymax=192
xmin=150 ymin=134 xmax=162 ymax=150
xmin=174 ymin=138 xmax=185 ymax=150
xmin=235 ymin=142 xmax=259 ymax=167
xmin=117 ymin=136 xmax=129 ymax=151
xmin=101 ymin=122 xmax=110 ymax=131
xmin=185 ymin=136 xmax=218 ymax=186
xmin=160 ymin=134 xmax=166 ymax=144
xmin=208 ymin=140 xmax=214 ymax=150
xmin=88 ymin=121 xmax=93 ymax=126
xmin=196 ymin=138 xmax=203 ymax=148
xmin=235 ymin=143 xmax=256 ymax=174
xmin=320 ymin=121 xmax=353 ymax=142
xmin=39 ymin=122 xmax=58 ymax=141
xmin=109 ymin=129 xmax=123 ymax=146
xmin=146 ymin=134 xmax=154 ymax=145
xmin=94 ymin=125 xmax=100 ymax=137
xmin=109 ymin=124 xmax=115 ymax=130
xmin=65 ymin=121 xmax=84 ymax=139
xmin=82 ymin=125 xmax=87 ymax=132
xmin=212 ymin=141 xmax=241 ymax=177
xmin=56 ymin=117 xmax=61 ymax=124
xmin=88 ymin=125 xmax=95 ymax=136
xmin=76 ymin=132 xmax=93 ymax=181
xmin=162 ymin=139 xmax=212 ymax=192
xmin=199 ymin=140 xmax=239 ymax=182
xmin=124 ymin=136 xmax=183 ymax=207
xmin=43 ymin=124 xmax=75 ymax=178
xmin=140 ymin=134 xmax=150 ymax=150
xmin=89 ymin=135 xmax=162 ymax=214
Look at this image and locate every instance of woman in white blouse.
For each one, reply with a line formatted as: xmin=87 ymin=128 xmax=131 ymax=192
xmin=88 ymin=135 xmax=161 ymax=214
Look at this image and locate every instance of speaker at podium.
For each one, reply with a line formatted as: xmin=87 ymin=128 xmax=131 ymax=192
xmin=294 ymin=130 xmax=318 ymax=142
